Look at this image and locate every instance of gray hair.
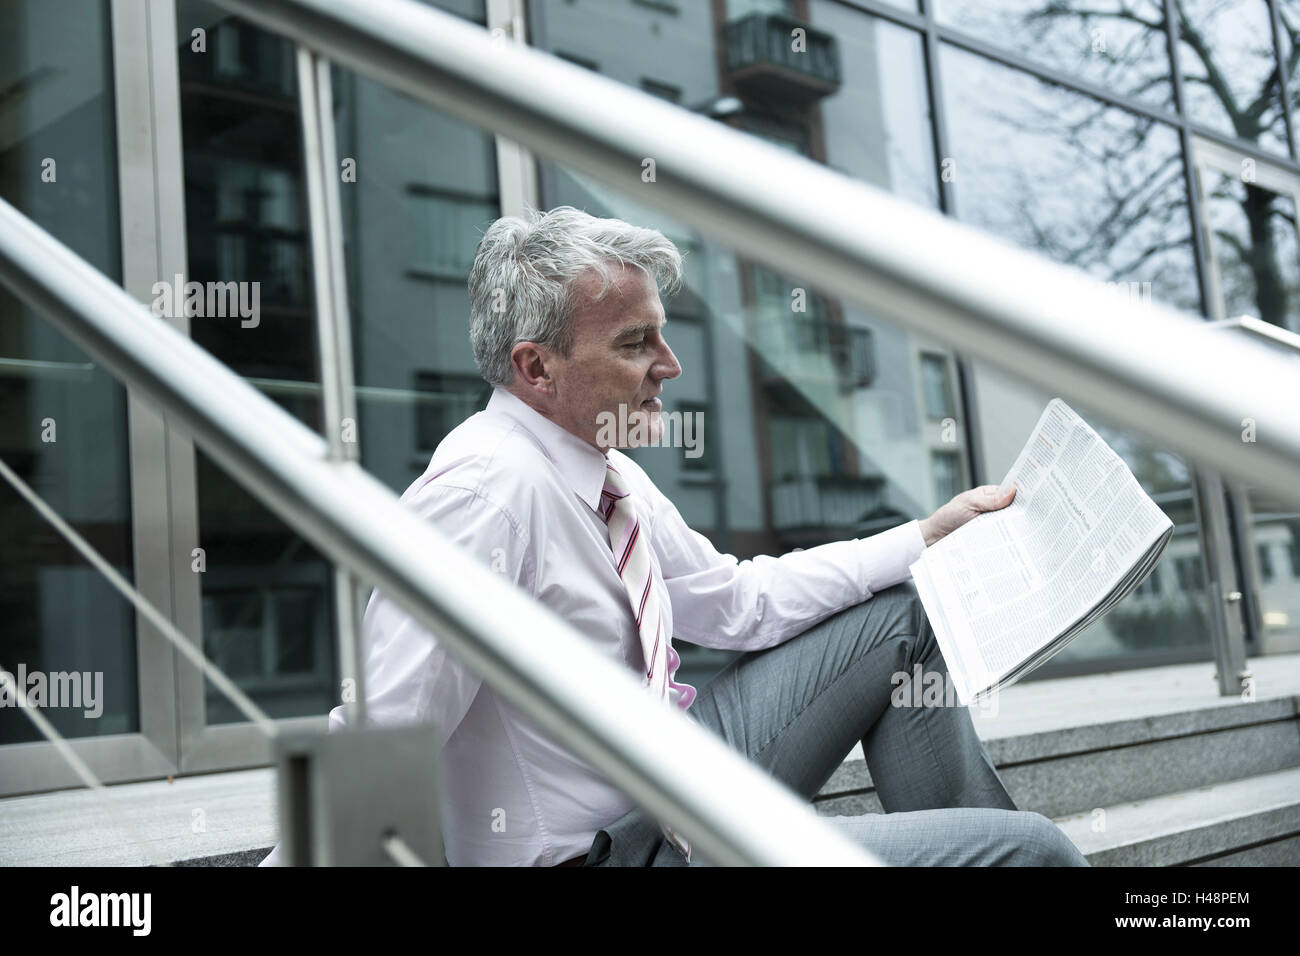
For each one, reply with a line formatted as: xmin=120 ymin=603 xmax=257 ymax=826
xmin=468 ymin=205 xmax=684 ymax=387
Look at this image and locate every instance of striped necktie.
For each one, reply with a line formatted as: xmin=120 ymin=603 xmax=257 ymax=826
xmin=600 ymin=457 xmax=696 ymax=861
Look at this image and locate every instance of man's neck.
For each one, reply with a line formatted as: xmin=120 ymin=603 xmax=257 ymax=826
xmin=503 ymin=386 xmax=606 ymax=454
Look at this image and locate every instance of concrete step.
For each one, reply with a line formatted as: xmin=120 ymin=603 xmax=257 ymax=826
xmin=1053 ymin=766 xmax=1300 ymax=866
xmin=814 ymin=655 xmax=1300 ymax=822
xmin=815 ymin=695 xmax=1300 ymax=820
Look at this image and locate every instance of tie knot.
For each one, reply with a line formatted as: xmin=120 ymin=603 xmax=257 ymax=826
xmin=600 ymin=460 xmax=631 ymax=522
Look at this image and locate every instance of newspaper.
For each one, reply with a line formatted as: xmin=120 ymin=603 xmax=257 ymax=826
xmin=909 ymin=398 xmax=1174 ymax=705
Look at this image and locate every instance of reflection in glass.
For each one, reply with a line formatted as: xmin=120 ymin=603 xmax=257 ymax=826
xmin=195 ymin=446 xmax=337 ymax=723
xmin=177 ymin=0 xmax=337 ymax=724
xmin=811 ymin=1 xmax=937 ymax=207
xmin=1177 ymin=0 xmax=1286 ymax=154
xmin=178 ymin=2 xmax=319 ymax=399
xmin=329 ymin=15 xmax=500 ymax=494
xmin=942 ymin=44 xmax=1200 ymax=312
xmin=1200 ymin=170 xmax=1300 ymax=333
xmin=935 ymin=0 xmax=1174 ymax=111
xmin=920 ymin=353 xmax=956 ymax=420
xmin=1283 ymin=1 xmax=1300 ymax=153
xmin=942 ymin=48 xmax=1211 ymax=666
xmin=1249 ymin=492 xmax=1300 ymax=655
xmin=0 ymin=0 xmax=138 ymax=743
xmin=1226 ymin=331 xmax=1300 ymax=658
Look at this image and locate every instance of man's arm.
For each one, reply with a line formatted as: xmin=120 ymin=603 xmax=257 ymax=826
xmin=328 ymin=483 xmax=536 ymax=752
xmin=646 ymin=480 xmax=926 ymax=653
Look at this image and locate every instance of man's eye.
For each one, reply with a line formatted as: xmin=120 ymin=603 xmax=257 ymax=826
xmin=624 ymin=339 xmax=646 ymax=349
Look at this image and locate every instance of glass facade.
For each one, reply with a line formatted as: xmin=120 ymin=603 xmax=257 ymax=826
xmin=0 ymin=0 xmax=137 ymax=745
xmin=3 ymin=0 xmax=1300 ymax=788
xmin=935 ymin=0 xmax=1175 ymax=110
xmin=178 ymin=0 xmax=336 ymax=724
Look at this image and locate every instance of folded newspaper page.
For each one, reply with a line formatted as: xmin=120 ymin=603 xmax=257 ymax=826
xmin=909 ymin=398 xmax=1174 ymax=705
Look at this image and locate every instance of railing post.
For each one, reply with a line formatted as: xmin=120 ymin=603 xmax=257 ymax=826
xmin=1192 ymin=468 xmax=1252 ymax=697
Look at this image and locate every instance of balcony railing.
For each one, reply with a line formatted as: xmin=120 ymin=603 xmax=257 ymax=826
xmin=794 ymin=316 xmax=876 ymax=389
xmin=771 ymin=474 xmax=885 ymax=531
xmin=724 ymin=12 xmax=841 ymax=103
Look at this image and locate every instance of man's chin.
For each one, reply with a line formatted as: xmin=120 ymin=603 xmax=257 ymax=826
xmin=623 ymin=405 xmax=662 ymax=447
xmin=595 ymin=403 xmax=663 ymax=449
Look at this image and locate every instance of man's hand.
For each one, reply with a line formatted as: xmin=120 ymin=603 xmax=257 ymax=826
xmin=919 ymin=484 xmax=1017 ymax=547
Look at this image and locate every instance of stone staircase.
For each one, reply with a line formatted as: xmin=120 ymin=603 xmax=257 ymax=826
xmin=5 ymin=654 xmax=1297 ymax=866
xmin=813 ymin=653 xmax=1300 ymax=865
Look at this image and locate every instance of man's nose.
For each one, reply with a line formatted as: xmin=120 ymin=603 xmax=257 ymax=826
xmin=656 ymin=340 xmax=682 ymax=380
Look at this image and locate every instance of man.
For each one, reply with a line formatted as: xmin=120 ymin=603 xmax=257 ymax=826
xmin=261 ymin=205 xmax=1088 ymax=867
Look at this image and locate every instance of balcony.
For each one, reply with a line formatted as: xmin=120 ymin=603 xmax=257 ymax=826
xmin=757 ymin=310 xmax=877 ymax=391
xmin=795 ymin=315 xmax=876 ymax=389
xmin=770 ymin=474 xmax=885 ymax=532
xmin=723 ymin=13 xmax=841 ymax=105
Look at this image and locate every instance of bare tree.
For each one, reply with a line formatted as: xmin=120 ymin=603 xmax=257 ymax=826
xmin=1023 ymin=0 xmax=1295 ymax=329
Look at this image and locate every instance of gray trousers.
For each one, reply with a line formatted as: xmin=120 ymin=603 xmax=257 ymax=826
xmin=583 ymin=580 xmax=1090 ymax=867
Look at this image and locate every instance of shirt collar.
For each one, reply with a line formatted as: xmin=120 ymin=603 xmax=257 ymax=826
xmin=486 ymin=386 xmax=610 ymax=512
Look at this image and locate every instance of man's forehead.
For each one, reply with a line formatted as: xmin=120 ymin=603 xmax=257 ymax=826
xmin=570 ymin=265 xmax=662 ymax=325
xmin=572 ymin=260 xmax=655 ymax=298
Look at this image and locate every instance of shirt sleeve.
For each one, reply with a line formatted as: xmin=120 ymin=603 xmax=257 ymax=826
xmin=646 ymin=482 xmax=927 ymax=652
xmin=327 ymin=483 xmax=536 ymax=752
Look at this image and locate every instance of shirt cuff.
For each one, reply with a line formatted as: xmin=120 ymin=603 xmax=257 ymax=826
xmin=857 ymin=518 xmax=927 ymax=597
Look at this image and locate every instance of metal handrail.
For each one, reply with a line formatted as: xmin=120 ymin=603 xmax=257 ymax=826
xmin=0 ymin=196 xmax=876 ymax=867
xmin=1211 ymin=314 xmax=1300 ymax=355
xmin=213 ymin=0 xmax=1300 ymax=511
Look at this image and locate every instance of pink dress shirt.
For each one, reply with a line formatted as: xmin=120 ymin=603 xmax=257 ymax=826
xmin=264 ymin=386 xmax=926 ymax=866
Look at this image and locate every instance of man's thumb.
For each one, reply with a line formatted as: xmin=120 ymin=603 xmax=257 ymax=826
xmin=983 ymin=484 xmax=1014 ymax=503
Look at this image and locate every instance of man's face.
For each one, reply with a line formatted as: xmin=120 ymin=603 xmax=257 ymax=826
xmin=516 ymin=261 xmax=682 ymax=451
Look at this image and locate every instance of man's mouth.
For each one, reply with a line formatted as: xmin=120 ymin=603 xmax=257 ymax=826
xmin=640 ymin=397 xmax=662 ymax=411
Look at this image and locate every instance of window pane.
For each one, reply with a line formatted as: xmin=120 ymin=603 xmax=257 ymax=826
xmin=1283 ymin=0 xmax=1300 ymax=155
xmin=1200 ymin=170 xmax=1300 ymax=334
xmin=327 ymin=7 xmax=501 ymax=495
xmin=1252 ymin=499 xmax=1300 ymax=653
xmin=920 ymin=353 xmax=955 ymax=420
xmin=177 ymin=0 xmax=336 ymax=724
xmin=1177 ymin=0 xmax=1287 ymax=155
xmin=941 ymin=44 xmax=1200 ymax=312
xmin=942 ymin=46 xmax=1212 ymax=668
xmin=811 ymin=1 xmax=937 ymax=207
xmin=1258 ymin=541 xmax=1275 ymax=581
xmin=935 ymin=0 xmax=1174 ymax=111
xmin=0 ymin=0 xmax=138 ymax=743
xmin=177 ymin=5 xmax=319 ymax=406
xmin=932 ymin=450 xmax=962 ymax=503
xmin=194 ymin=447 xmax=337 ymax=723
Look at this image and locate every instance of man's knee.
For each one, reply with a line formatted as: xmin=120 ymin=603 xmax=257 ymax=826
xmin=868 ymin=581 xmax=934 ymax=668
xmin=1009 ymin=812 xmax=1090 ymax=867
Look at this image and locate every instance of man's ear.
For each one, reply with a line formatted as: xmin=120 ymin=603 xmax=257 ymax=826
xmin=510 ymin=342 xmax=555 ymax=397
